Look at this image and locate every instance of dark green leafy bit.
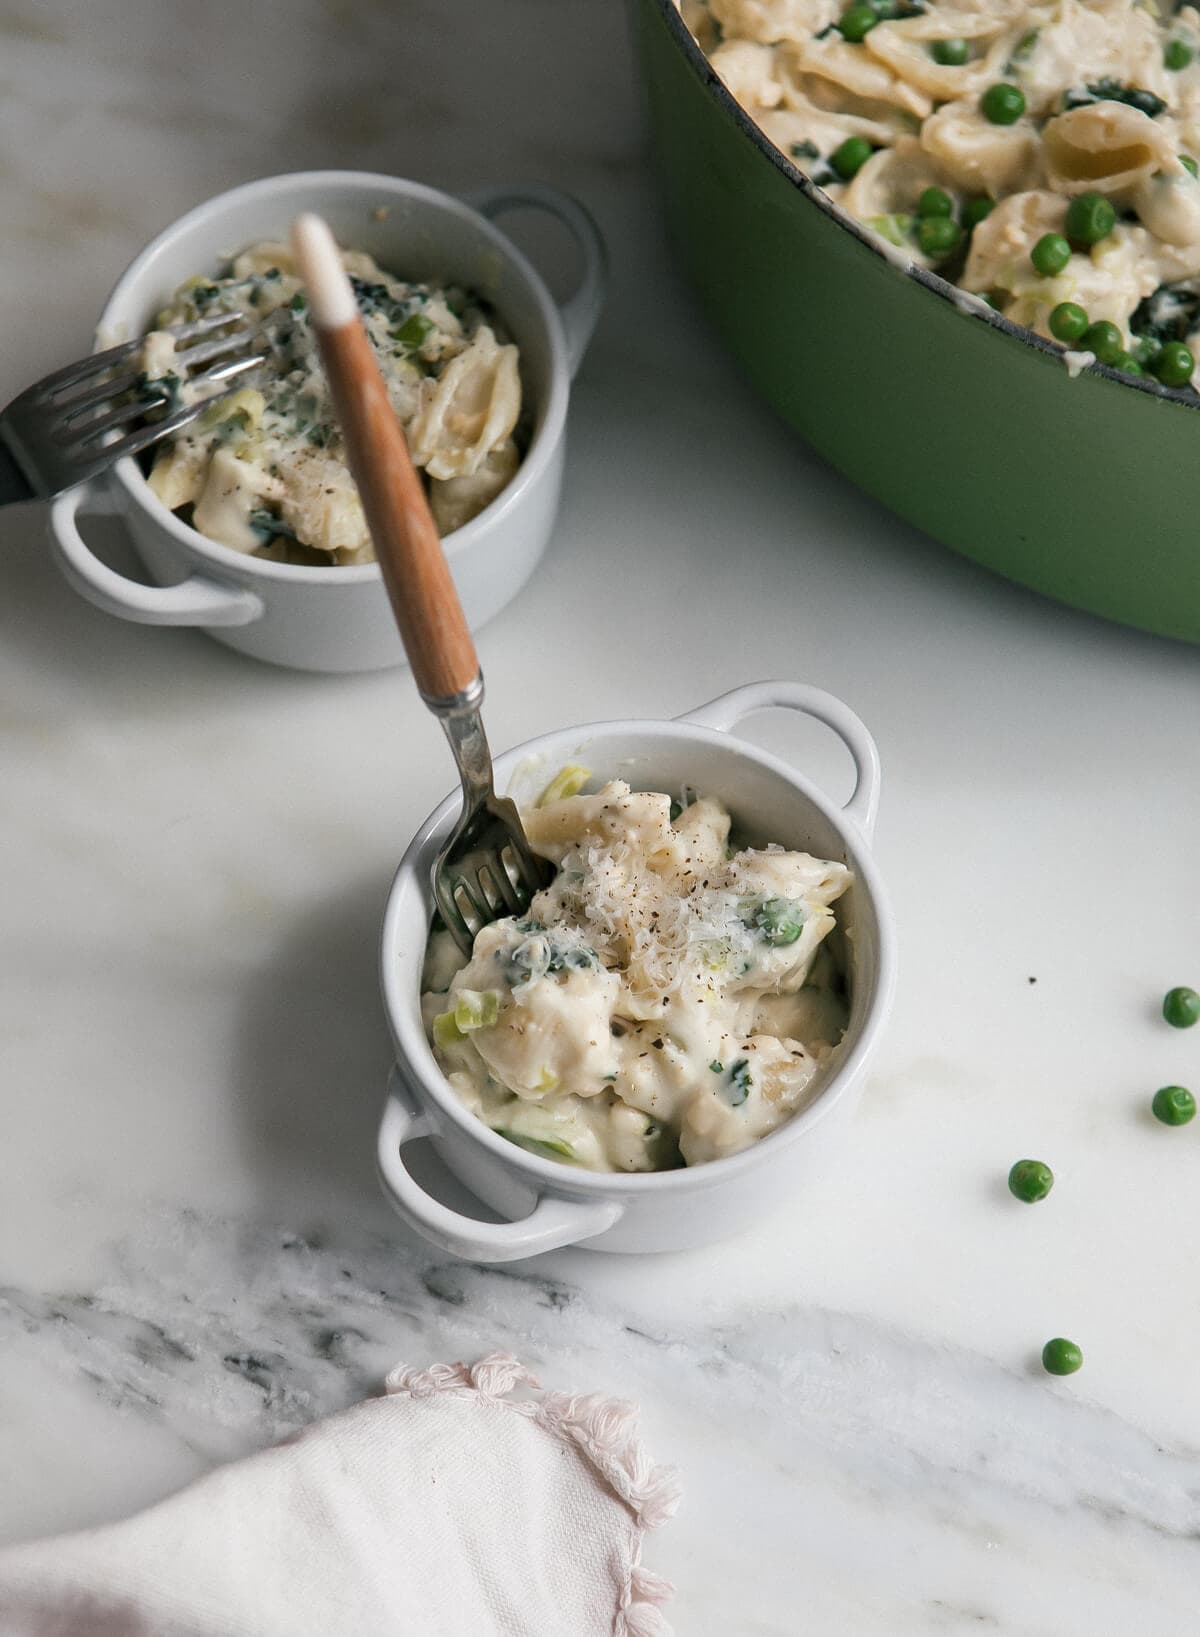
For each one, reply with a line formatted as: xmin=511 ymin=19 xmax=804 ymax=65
xmin=1162 ymin=985 xmax=1200 ymax=1026
xmin=669 ymin=799 xmax=683 ymax=822
xmin=1182 ymin=154 xmax=1199 ymax=177
xmin=1007 ymin=1159 xmax=1054 ymax=1202
xmin=1152 ymin=1084 xmax=1197 ymax=1125
xmin=1041 ymin=1338 xmax=1083 ymax=1376
xmin=494 ymin=1129 xmax=576 ymax=1160
xmin=709 ymin=1060 xmax=724 ymax=1074
xmin=1010 ymin=28 xmax=1039 ymax=62
xmin=190 ymin=283 xmax=222 ymax=309
xmin=1049 ymin=301 xmax=1089 ymax=342
xmin=1065 ymin=191 xmax=1115 ymax=245
xmin=727 ymin=1059 xmax=753 ymax=1106
xmin=1131 ymin=282 xmax=1200 ymax=346
xmin=289 ymin=291 xmax=307 ymax=312
xmin=982 ymin=82 xmax=1026 ymax=124
xmin=248 ymin=508 xmax=296 ymax=543
xmin=138 ymin=370 xmax=183 ymax=413
xmin=1063 ymin=79 xmax=1166 ymax=118
xmin=789 ymin=140 xmax=820 ymax=162
xmin=831 ymin=135 xmax=874 ymax=179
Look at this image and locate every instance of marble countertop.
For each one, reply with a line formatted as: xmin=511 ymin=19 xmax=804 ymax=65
xmin=3 ymin=2 xmax=1200 ymax=1631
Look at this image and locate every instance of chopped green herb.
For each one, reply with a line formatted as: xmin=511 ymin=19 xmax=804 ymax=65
xmin=494 ymin=1129 xmax=576 ymax=1160
xmin=728 ymin=1059 xmax=753 ymax=1105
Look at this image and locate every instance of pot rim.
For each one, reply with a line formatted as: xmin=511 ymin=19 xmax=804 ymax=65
xmin=96 ymin=168 xmax=571 ymax=586
xmin=646 ymin=0 xmax=1200 ymax=412
xmin=380 ymin=713 xmax=897 ymax=1195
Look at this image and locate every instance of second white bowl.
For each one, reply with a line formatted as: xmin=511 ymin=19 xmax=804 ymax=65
xmin=48 ymin=170 xmax=606 ymax=673
xmin=377 ymin=681 xmax=896 ymax=1261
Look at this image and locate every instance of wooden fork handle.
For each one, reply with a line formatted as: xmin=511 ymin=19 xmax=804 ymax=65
xmin=320 ymin=319 xmax=480 ymax=704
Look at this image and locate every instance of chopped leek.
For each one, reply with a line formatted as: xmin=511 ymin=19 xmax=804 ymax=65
xmin=494 ymin=1128 xmax=576 ymax=1160
xmin=537 ymin=764 xmax=592 ymax=806
xmin=453 ymin=989 xmax=501 ymax=1033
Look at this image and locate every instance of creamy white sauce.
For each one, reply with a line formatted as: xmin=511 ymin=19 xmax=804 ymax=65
xmin=138 ymin=241 xmax=523 ymax=565
xmin=421 ymin=778 xmax=852 ymax=1173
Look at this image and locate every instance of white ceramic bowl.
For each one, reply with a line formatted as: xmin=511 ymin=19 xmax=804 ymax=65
xmin=377 ymin=681 xmax=896 ymax=1261
xmin=47 ymin=171 xmax=606 ymax=673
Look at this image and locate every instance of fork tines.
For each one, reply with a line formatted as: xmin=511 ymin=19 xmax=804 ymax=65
xmin=435 ymin=839 xmax=551 ymax=956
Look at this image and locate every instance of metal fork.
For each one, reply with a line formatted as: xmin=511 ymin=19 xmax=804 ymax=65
xmin=292 ymin=210 xmax=553 ymax=957
xmin=0 ymin=311 xmax=265 ymax=506
xmin=432 ymin=685 xmax=555 ymax=954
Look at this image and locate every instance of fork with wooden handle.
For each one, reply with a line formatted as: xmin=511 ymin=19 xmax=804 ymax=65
xmin=290 ymin=213 xmax=552 ymax=956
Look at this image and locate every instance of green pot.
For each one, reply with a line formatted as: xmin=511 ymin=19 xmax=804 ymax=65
xmin=628 ymin=0 xmax=1200 ymax=642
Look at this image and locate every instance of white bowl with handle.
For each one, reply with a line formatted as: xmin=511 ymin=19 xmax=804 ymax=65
xmin=377 ymin=681 xmax=896 ymax=1261
xmin=47 ymin=170 xmax=606 ymax=673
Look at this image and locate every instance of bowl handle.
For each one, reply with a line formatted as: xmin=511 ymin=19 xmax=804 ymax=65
xmin=462 ymin=184 xmax=607 ymax=378
xmin=678 ymin=680 xmax=881 ymax=839
xmin=376 ymin=1069 xmax=621 ymax=1262
xmin=48 ymin=479 xmax=264 ymax=627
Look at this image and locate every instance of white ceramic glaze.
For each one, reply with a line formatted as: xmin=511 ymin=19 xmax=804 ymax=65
xmin=376 ymin=681 xmax=896 ymax=1261
xmin=46 ymin=171 xmax=606 ymax=673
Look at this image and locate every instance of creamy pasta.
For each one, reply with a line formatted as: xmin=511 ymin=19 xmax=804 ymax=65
xmin=139 ymin=243 xmax=522 ymax=564
xmin=421 ymin=772 xmax=852 ymax=1172
xmin=684 ymin=0 xmax=1200 ymax=386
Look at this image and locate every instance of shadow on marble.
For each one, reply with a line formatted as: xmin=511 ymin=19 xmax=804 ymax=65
xmin=229 ymin=860 xmax=505 ymax=1230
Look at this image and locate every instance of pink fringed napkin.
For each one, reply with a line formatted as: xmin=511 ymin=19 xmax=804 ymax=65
xmin=0 ymin=1353 xmax=680 ymax=1636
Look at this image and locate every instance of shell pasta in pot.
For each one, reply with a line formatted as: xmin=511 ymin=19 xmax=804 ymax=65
xmin=686 ymin=0 xmax=1200 ymax=386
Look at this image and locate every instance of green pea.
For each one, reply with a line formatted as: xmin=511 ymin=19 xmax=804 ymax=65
xmin=1152 ymin=340 xmax=1195 ymax=387
xmin=918 ymin=186 xmax=954 ymax=218
xmin=754 ymin=897 xmax=805 ymax=946
xmin=831 ymin=135 xmax=874 ymax=180
xmin=838 ymin=5 xmax=879 ymax=41
xmin=1041 ymin=1338 xmax=1083 ymax=1376
xmin=1065 ymin=191 xmax=1116 ymax=245
xmin=981 ymin=82 xmax=1026 ymax=125
xmin=1166 ymin=38 xmax=1194 ymax=70
xmin=917 ymin=216 xmax=963 ymax=258
xmin=1152 ymin=1085 xmax=1197 ymax=1125
xmin=1082 ymin=320 xmax=1123 ymax=364
xmin=931 ymin=38 xmax=969 ymax=66
xmin=962 ymin=195 xmax=995 ymax=230
xmin=1163 ymin=985 xmax=1200 ymax=1027
xmin=1133 ymin=334 xmax=1163 ymax=366
xmin=1031 ymin=233 xmax=1071 ymax=276
xmin=1007 ymin=1159 xmax=1054 ymax=1202
xmin=1181 ymin=154 xmax=1199 ymax=178
xmin=1114 ymin=353 xmax=1144 ymax=376
xmin=1048 ymin=301 xmax=1088 ymax=342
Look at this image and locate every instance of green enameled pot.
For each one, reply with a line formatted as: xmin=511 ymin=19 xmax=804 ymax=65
xmin=628 ymin=0 xmax=1200 ymax=642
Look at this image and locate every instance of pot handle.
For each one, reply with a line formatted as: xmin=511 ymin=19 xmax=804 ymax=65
xmin=463 ymin=184 xmax=607 ymax=378
xmin=376 ymin=1069 xmax=621 ymax=1262
xmin=678 ymin=680 xmax=881 ymax=839
xmin=48 ymin=479 xmax=264 ymax=627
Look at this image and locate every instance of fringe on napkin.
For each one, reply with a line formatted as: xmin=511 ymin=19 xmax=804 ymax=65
xmin=387 ymin=1353 xmax=681 ymax=1636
